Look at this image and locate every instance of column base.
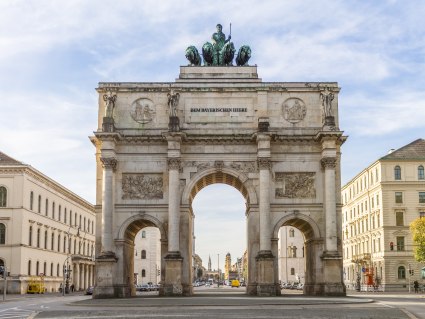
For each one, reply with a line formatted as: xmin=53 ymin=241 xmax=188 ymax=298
xmin=160 ymin=252 xmax=183 ymax=296
xmin=303 ymin=251 xmax=346 ymax=296
xmin=93 ymin=253 xmax=118 ymax=299
xmin=255 ymin=250 xmax=277 ymax=296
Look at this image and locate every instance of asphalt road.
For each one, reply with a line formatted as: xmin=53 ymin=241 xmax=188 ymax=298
xmin=0 ymin=287 xmax=422 ymax=319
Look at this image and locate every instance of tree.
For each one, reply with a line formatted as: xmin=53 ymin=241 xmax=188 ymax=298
xmin=410 ymin=217 xmax=425 ymax=262
xmin=197 ymin=268 xmax=203 ymax=279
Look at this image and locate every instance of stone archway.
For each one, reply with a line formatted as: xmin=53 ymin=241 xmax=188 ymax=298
xmin=180 ymin=168 xmax=258 ymax=294
xmin=92 ymin=65 xmax=346 ymax=298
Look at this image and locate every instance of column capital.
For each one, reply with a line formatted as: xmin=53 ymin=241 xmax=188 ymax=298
xmin=257 ymin=158 xmax=271 ymax=170
xmin=167 ymin=158 xmax=181 ymax=171
xmin=100 ymin=157 xmax=117 ymax=170
xmin=321 ymin=157 xmax=337 ymax=169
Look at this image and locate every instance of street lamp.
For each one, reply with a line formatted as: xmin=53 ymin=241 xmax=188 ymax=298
xmin=62 ymin=224 xmax=80 ymax=296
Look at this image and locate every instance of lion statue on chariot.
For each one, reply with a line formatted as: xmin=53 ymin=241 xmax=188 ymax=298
xmin=185 ymin=24 xmax=252 ymax=67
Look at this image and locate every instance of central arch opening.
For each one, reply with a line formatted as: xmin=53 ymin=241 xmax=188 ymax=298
xmin=190 ymin=172 xmax=248 ymax=294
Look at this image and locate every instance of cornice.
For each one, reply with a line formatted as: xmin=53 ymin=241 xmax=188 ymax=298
xmin=0 ymin=167 xmax=95 ymax=213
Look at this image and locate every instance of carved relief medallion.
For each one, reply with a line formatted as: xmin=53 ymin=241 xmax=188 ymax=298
xmin=122 ymin=174 xmax=163 ymax=200
xmin=275 ymin=172 xmax=316 ymax=198
xmin=282 ymin=98 xmax=307 ymax=124
xmin=130 ymin=98 xmax=155 ymax=124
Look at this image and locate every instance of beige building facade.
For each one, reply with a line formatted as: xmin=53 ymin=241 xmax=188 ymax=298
xmin=133 ymin=227 xmax=160 ymax=285
xmin=342 ymin=139 xmax=425 ymax=291
xmin=91 ymin=66 xmax=346 ymax=298
xmin=0 ymin=152 xmax=95 ymax=294
xmin=278 ymin=226 xmax=305 ymax=284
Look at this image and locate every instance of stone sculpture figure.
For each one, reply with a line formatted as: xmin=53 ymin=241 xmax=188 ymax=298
xmin=167 ymin=92 xmax=180 ymax=117
xmin=320 ymin=87 xmax=335 ymax=118
xmin=103 ymin=91 xmax=117 ymax=118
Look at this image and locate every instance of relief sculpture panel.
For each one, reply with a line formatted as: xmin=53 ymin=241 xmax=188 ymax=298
xmin=275 ymin=172 xmax=316 ymax=199
xmin=122 ymin=173 xmax=163 ymax=199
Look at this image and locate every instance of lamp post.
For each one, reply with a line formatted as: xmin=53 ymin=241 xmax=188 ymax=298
xmin=217 ymin=254 xmax=220 ymax=288
xmin=62 ymin=225 xmax=79 ymax=296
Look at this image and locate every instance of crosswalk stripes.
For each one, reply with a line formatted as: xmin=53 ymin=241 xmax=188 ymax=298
xmin=0 ymin=307 xmax=35 ymax=319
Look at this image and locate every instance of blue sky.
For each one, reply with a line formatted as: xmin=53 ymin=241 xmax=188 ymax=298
xmin=1 ymin=0 xmax=424 ymax=270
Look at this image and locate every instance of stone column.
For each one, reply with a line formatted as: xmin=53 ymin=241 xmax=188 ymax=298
xmin=321 ymin=157 xmax=337 ymax=253
xmin=255 ymin=134 xmax=275 ymax=296
xmin=167 ymin=158 xmax=181 ymax=253
xmin=163 ymin=133 xmax=183 ymax=296
xmin=100 ymin=157 xmax=117 ymax=255
xmin=75 ymin=263 xmax=80 ymax=291
xmin=258 ymin=158 xmax=271 ymax=252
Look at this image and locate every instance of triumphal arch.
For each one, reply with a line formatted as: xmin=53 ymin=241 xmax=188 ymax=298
xmin=91 ymin=27 xmax=346 ymax=298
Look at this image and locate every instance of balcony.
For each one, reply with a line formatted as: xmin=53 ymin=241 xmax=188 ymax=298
xmin=351 ymin=253 xmax=371 ymax=264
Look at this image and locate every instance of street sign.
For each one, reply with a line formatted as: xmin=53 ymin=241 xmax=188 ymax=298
xmin=362 ymin=267 xmax=366 ymax=273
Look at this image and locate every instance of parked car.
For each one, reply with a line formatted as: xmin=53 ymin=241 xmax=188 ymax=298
xmin=85 ymin=286 xmax=94 ymax=295
xmin=296 ymin=283 xmax=304 ymax=290
xmin=139 ymin=284 xmax=150 ymax=291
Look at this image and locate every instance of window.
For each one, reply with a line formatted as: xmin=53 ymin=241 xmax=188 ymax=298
xmin=79 ymin=214 xmax=81 ymax=228
xmin=30 ymin=191 xmax=34 ymax=210
xmin=396 ymin=236 xmax=405 ymax=251
xmin=141 ymin=231 xmax=146 ymax=238
xmin=43 ymin=262 xmax=46 ymax=276
xmin=0 ymin=186 xmax=7 ymax=207
xmin=57 ymin=263 xmax=60 ymax=277
xmin=44 ymin=231 xmax=48 ymax=249
xmin=84 ymin=217 xmax=86 ymax=231
xmin=51 ymin=233 xmax=54 ymax=250
xmin=398 ymin=266 xmax=406 ymax=279
xmin=28 ymin=260 xmax=31 ymax=275
xmin=376 ymin=194 xmax=380 ymax=206
xmin=394 ymin=166 xmax=401 ymax=180
xmin=289 ymin=228 xmax=295 ymax=237
xmin=290 ymin=268 xmax=295 ymax=275
xmin=142 ymin=269 xmax=146 ymax=277
xmin=70 ymin=210 xmax=72 ymax=226
xmin=38 ymin=195 xmax=41 ymax=213
xmin=58 ymin=235 xmax=61 ymax=252
xmin=74 ymin=239 xmax=76 ymax=254
xmin=36 ymin=261 xmax=39 ymax=276
xmin=0 ymin=224 xmax=5 ymax=244
xmin=37 ymin=229 xmax=40 ymax=248
xmin=421 ymin=211 xmax=425 ymax=218
xmin=141 ymin=250 xmax=146 ymax=259
xmin=63 ymin=237 xmax=67 ymax=252
xmin=45 ymin=199 xmax=48 ymax=216
xmin=419 ymin=192 xmax=425 ymax=204
xmin=63 ymin=207 xmax=67 ymax=223
xmin=50 ymin=263 xmax=53 ymax=276
xmin=419 ymin=165 xmax=424 ymax=180
xmin=29 ymin=226 xmax=33 ymax=246
xmin=395 ymin=192 xmax=403 ymax=204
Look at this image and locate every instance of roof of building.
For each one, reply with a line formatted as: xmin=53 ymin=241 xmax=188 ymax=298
xmin=380 ymin=139 xmax=425 ymax=160
xmin=0 ymin=151 xmax=25 ymax=166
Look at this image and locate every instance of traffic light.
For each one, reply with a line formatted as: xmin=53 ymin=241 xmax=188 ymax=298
xmin=409 ymin=269 xmax=414 ymax=276
xmin=157 ymin=269 xmax=161 ymax=276
xmin=0 ymin=266 xmax=4 ymax=278
xmin=389 ymin=242 xmax=394 ymax=251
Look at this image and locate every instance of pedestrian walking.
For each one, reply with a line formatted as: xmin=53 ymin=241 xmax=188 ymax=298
xmin=414 ymin=280 xmax=419 ymax=293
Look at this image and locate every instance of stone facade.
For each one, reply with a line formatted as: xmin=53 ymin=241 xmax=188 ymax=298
xmin=91 ymin=66 xmax=346 ymax=298
xmin=0 ymin=151 xmax=95 ymax=294
xmin=342 ymin=139 xmax=425 ymax=291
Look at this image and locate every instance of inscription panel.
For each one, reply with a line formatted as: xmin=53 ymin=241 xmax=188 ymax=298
xmin=184 ymin=97 xmax=255 ymax=123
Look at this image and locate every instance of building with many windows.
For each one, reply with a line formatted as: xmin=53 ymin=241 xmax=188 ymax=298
xmin=278 ymin=226 xmax=305 ymax=284
xmin=0 ymin=151 xmax=95 ymax=293
xmin=342 ymin=139 xmax=425 ymax=291
xmin=133 ymin=227 xmax=160 ymax=285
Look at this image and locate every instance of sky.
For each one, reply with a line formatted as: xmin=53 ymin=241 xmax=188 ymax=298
xmin=1 ymin=0 xmax=424 ymax=271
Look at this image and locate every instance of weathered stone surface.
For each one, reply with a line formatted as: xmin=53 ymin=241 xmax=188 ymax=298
xmin=92 ymin=65 xmax=346 ymax=298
